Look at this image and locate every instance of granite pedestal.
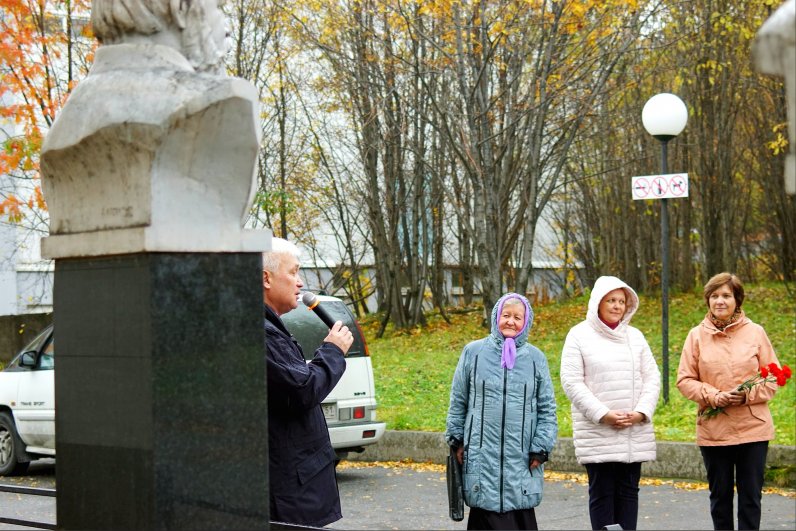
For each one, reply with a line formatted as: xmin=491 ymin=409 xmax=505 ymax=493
xmin=53 ymin=252 xmax=268 ymax=529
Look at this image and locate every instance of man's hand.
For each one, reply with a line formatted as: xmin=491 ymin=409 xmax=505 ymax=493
xmin=324 ymin=321 xmax=354 ymax=355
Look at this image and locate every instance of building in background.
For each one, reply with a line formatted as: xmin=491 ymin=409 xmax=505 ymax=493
xmin=0 ymin=93 xmax=53 ymax=317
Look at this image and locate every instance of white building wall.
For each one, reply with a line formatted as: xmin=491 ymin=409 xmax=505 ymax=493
xmin=0 ymin=93 xmax=54 ymax=316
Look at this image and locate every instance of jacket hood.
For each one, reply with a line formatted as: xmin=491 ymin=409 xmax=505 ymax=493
xmin=587 ymin=276 xmax=639 ymax=333
xmin=490 ymin=292 xmax=534 ymax=347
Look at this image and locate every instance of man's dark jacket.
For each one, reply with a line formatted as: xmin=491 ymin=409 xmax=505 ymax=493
xmin=264 ymin=304 xmax=346 ymax=527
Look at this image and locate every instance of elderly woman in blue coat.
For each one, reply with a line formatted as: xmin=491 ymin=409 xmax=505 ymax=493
xmin=446 ymin=293 xmax=558 ymax=530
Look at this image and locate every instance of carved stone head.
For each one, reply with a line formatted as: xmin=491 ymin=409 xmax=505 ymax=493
xmin=90 ymin=0 xmax=228 ymax=73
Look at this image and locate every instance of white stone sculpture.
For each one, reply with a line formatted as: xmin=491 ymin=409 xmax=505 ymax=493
xmin=40 ymin=0 xmax=270 ymax=257
xmin=753 ymin=0 xmax=796 ymax=195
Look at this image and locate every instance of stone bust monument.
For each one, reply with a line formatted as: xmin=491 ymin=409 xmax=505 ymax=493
xmin=40 ymin=0 xmax=269 ymax=257
xmin=753 ymin=0 xmax=795 ymax=196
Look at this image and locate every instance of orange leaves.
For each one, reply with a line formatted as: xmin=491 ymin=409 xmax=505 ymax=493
xmin=1 ymin=0 xmax=94 ymax=226
xmin=0 ymin=195 xmax=24 ymax=222
xmin=0 ymin=134 xmax=41 ymax=175
xmin=0 ymin=184 xmax=46 ymax=223
xmin=30 ymin=185 xmax=46 ymax=210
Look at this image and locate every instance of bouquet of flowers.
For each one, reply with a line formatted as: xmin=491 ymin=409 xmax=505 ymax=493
xmin=700 ymin=363 xmax=792 ymax=420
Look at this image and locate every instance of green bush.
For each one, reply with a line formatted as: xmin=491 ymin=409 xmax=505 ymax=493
xmin=362 ymin=283 xmax=795 ymax=445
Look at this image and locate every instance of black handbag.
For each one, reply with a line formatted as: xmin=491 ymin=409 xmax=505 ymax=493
xmin=446 ymin=447 xmax=464 ymax=521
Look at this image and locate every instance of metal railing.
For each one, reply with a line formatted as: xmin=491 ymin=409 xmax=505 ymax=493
xmin=0 ymin=484 xmax=57 ymax=530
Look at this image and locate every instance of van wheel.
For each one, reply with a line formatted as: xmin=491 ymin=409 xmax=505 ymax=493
xmin=0 ymin=412 xmax=30 ymax=476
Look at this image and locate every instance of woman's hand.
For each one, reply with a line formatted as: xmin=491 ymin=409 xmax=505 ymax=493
xmin=456 ymin=446 xmax=464 ymax=466
xmin=715 ymin=389 xmax=746 ymax=407
xmin=600 ymin=410 xmax=645 ymax=429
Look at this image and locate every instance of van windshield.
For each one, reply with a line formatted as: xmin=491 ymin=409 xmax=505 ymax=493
xmin=282 ymin=300 xmax=366 ymax=360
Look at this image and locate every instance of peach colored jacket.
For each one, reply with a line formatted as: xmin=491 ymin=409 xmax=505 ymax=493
xmin=676 ymin=311 xmax=780 ymax=446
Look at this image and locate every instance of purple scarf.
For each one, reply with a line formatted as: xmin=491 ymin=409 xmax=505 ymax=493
xmin=496 ymin=294 xmax=529 ymax=370
xmin=502 ymin=337 xmax=517 ymax=370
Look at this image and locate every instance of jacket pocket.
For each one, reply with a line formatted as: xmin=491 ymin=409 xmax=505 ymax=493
xmin=463 ymin=472 xmax=481 ymax=507
xmin=520 ymin=473 xmax=543 ymax=509
xmin=747 ymin=402 xmax=770 ymax=423
xmin=296 ymin=444 xmax=336 ymax=486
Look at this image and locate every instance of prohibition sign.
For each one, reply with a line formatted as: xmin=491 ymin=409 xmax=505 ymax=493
xmin=670 ymin=174 xmax=687 ymax=196
xmin=632 ymin=177 xmax=651 ymax=199
xmin=631 ymin=173 xmax=689 ymax=200
xmin=652 ymin=177 xmax=669 ymax=197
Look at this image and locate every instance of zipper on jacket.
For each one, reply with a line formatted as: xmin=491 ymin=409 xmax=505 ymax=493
xmin=472 ymin=355 xmax=479 ymax=409
xmin=479 ymin=380 xmax=485 ymax=448
xmin=627 ymin=336 xmax=636 ymax=456
xmin=500 ymin=366 xmax=508 ymax=513
xmin=465 ymin=417 xmax=473 ymax=473
xmin=521 ymin=383 xmax=527 ymax=451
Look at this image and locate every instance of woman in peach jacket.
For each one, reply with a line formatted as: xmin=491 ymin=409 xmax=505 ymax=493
xmin=676 ymin=272 xmax=782 ymax=531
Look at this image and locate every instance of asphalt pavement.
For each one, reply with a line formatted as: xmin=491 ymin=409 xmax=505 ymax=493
xmin=1 ymin=459 xmax=794 ymax=530
xmin=332 ymin=461 xmax=796 ymax=530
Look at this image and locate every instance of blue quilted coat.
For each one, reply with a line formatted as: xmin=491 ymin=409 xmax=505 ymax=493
xmin=445 ymin=293 xmax=558 ymax=513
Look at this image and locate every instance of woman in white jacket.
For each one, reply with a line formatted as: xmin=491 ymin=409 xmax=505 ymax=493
xmin=560 ymin=276 xmax=661 ymax=530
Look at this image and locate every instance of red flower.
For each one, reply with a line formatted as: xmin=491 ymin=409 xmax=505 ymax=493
xmin=700 ymin=363 xmax=792 ymax=420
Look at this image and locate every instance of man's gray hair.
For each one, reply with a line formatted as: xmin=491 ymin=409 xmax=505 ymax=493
xmin=262 ymin=238 xmax=301 ymax=273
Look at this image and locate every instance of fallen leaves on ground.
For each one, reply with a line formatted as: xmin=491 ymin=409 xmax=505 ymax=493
xmin=338 ymin=460 xmax=796 ymax=498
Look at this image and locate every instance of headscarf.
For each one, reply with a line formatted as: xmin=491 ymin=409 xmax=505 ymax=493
xmin=491 ymin=293 xmax=534 ymax=370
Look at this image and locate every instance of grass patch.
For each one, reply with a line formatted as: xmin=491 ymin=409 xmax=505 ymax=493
xmin=362 ymin=282 xmax=795 ymax=445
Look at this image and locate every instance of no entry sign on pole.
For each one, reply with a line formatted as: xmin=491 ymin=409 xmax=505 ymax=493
xmin=632 ymin=173 xmax=689 ymax=200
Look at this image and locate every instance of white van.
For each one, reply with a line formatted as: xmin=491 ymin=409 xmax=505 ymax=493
xmin=282 ymin=294 xmax=386 ymax=462
xmin=0 ymin=295 xmax=385 ymax=475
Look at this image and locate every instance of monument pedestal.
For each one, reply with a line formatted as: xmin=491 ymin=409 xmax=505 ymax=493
xmin=54 ymin=252 xmax=268 ymax=529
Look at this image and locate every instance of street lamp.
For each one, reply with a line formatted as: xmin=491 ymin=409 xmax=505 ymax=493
xmin=642 ymin=93 xmax=688 ymax=403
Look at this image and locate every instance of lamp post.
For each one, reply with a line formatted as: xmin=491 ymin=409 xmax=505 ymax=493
xmin=642 ymin=93 xmax=688 ymax=403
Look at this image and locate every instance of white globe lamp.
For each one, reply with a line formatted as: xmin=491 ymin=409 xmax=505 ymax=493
xmin=642 ymin=93 xmax=688 ymax=141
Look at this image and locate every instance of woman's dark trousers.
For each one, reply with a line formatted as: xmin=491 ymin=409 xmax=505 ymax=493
xmin=700 ymin=441 xmax=768 ymax=530
xmin=584 ymin=462 xmax=641 ymax=530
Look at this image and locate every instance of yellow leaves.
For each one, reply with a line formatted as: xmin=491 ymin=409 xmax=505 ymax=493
xmin=491 ymin=19 xmax=506 ymax=37
xmin=767 ymin=123 xmax=789 ymax=156
xmin=696 ymin=58 xmax=725 ymax=86
xmin=340 ymin=462 xmax=796 ymax=497
xmin=417 ymin=0 xmax=454 ymax=18
xmin=338 ymin=459 xmax=446 ymax=473
xmin=710 ymin=11 xmax=736 ymax=35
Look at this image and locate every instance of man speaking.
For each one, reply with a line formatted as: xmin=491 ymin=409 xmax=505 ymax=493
xmin=262 ymin=238 xmax=353 ymax=527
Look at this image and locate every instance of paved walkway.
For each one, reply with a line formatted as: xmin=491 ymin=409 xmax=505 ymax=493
xmin=332 ymin=461 xmax=796 ymax=530
xmin=2 ymin=459 xmax=794 ymax=530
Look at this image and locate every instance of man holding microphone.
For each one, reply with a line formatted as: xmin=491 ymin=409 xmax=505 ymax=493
xmin=262 ymin=237 xmax=353 ymax=527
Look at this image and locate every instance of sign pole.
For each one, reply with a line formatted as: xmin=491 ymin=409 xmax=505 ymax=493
xmin=632 ymin=163 xmax=689 ymax=403
xmin=641 ymin=91 xmax=688 ymax=406
xmin=660 ymin=141 xmax=670 ymax=404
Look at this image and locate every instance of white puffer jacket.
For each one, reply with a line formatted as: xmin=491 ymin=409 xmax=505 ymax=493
xmin=560 ymin=276 xmax=661 ymax=464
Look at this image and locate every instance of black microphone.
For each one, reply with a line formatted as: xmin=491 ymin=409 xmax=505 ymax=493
xmin=301 ymin=292 xmax=337 ymax=329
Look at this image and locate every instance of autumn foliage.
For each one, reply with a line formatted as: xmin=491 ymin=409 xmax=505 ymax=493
xmin=0 ymin=0 xmax=95 ymax=224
